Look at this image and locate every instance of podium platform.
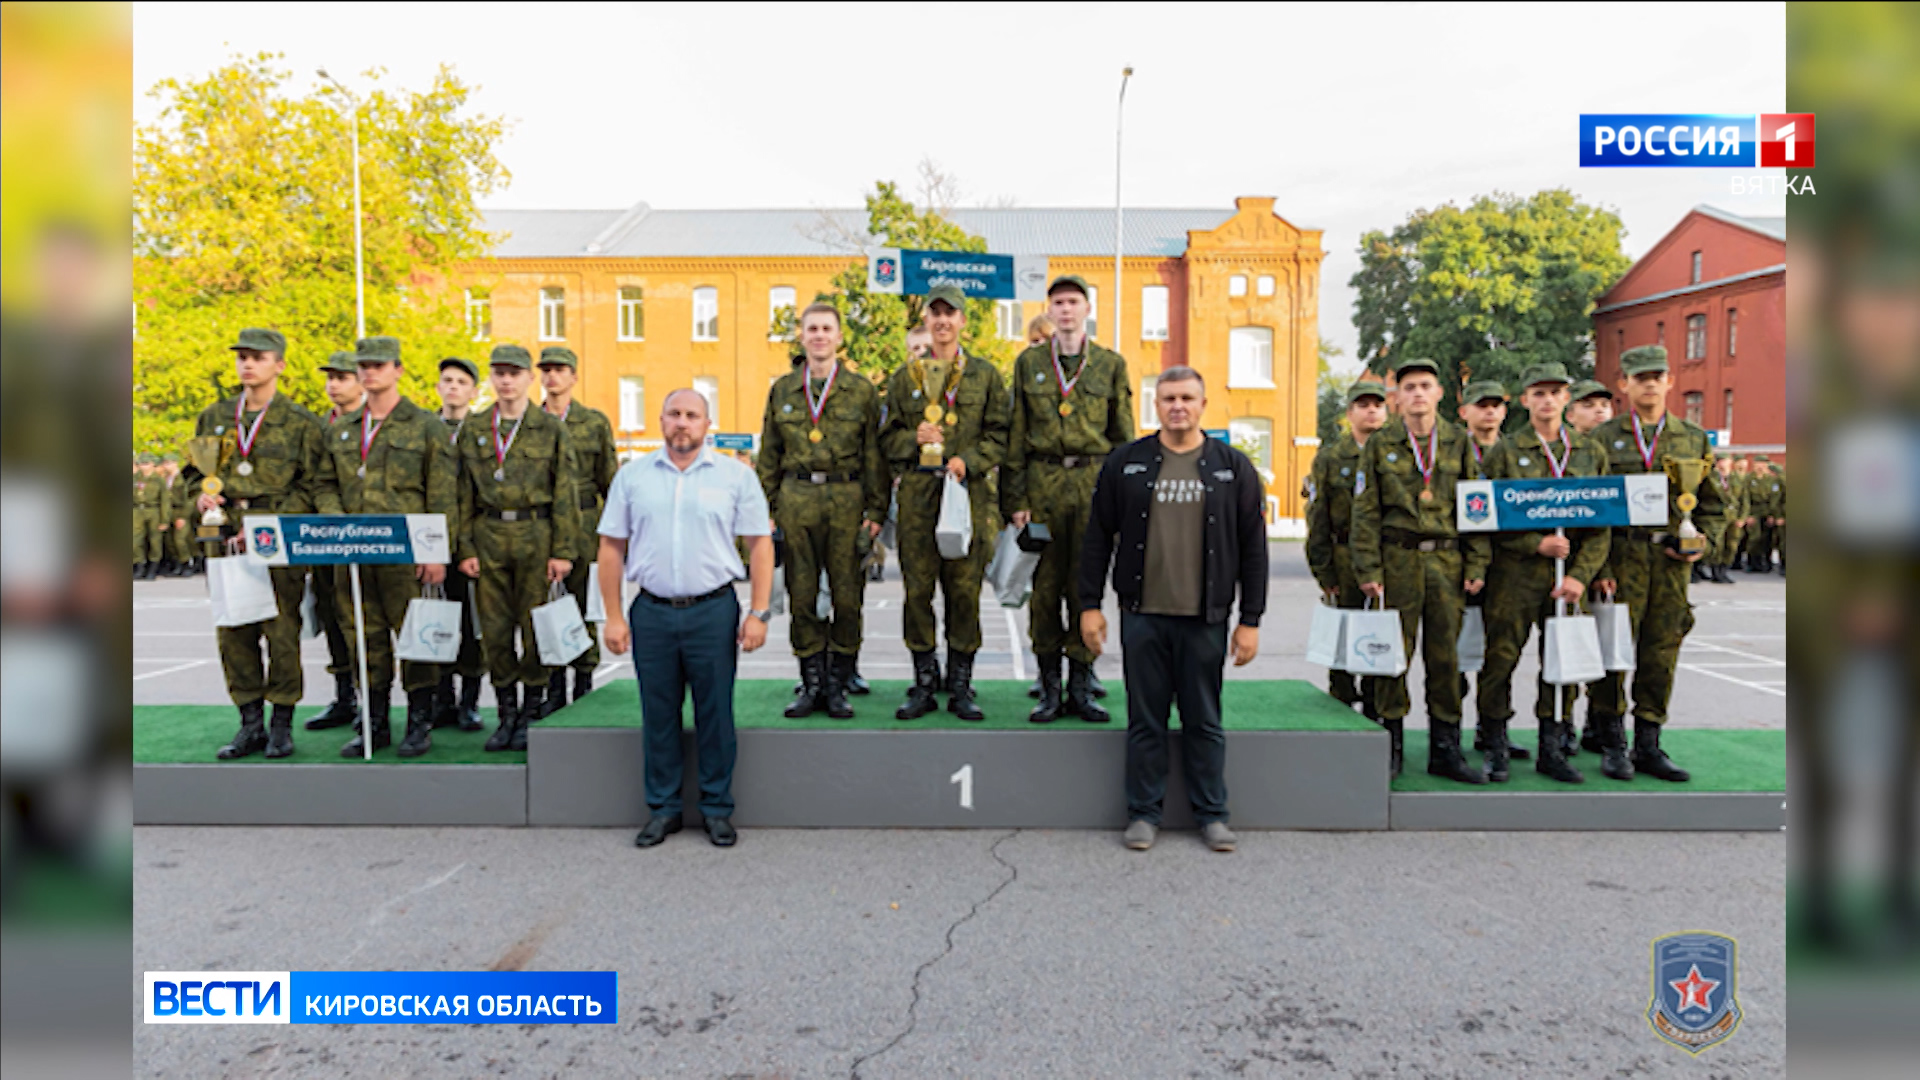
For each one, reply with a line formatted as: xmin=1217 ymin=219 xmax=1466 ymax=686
xmin=131 ymin=684 xmax=1785 ymax=831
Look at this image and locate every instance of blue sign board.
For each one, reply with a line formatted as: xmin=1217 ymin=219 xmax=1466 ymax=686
xmin=1456 ymin=476 xmax=1669 ymax=532
xmin=867 ymin=247 xmax=1049 ymax=302
xmin=240 ymin=514 xmax=452 ymax=566
xmin=710 ymin=432 xmax=756 ymax=451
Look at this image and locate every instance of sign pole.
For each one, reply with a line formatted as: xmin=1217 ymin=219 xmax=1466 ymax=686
xmin=1553 ymin=528 xmax=1567 ymax=732
xmin=350 ymin=562 xmax=373 ymax=761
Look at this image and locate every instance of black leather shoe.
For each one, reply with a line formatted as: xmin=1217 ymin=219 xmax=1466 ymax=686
xmin=263 ymin=704 xmax=296 ymax=759
xmin=703 ymin=816 xmax=737 ymax=847
xmin=634 ymin=814 xmax=683 ymax=847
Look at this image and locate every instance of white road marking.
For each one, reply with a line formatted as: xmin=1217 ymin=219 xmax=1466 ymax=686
xmin=1682 ymin=641 xmax=1786 ymax=667
xmin=132 ymin=660 xmax=209 ymax=681
xmin=1679 ymin=664 xmax=1787 ymax=697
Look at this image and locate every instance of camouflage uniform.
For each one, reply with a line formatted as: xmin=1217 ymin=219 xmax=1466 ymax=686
xmin=552 ymin=395 xmax=618 ymax=683
xmin=132 ymin=462 xmax=165 ymax=571
xmin=303 ymin=363 xmax=367 ymax=731
xmin=1003 ymin=333 xmax=1131 ymax=722
xmin=1711 ymin=461 xmax=1746 ymax=572
xmin=162 ymin=463 xmax=194 ymax=570
xmin=1746 ymin=461 xmax=1784 ymax=570
xmin=1305 ymin=426 xmax=1369 ymax=713
xmin=434 ymin=405 xmax=487 ymax=721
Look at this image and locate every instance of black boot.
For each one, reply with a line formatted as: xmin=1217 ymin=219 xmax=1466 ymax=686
xmin=1714 ymin=563 xmax=1733 ymax=584
xmin=1631 ymin=719 xmax=1691 ymax=782
xmin=572 ymin=667 xmax=594 ymax=704
xmin=397 ymin=687 xmax=435 ymax=758
xmin=1691 ymin=563 xmax=1708 ymax=584
xmin=847 ymin=653 xmax=870 ymax=696
xmin=1384 ymin=717 xmax=1404 ymax=778
xmin=825 ymin=653 xmax=856 ymax=720
xmin=485 ymin=683 xmax=520 ymax=751
xmin=1426 ymin=722 xmax=1487 ymax=785
xmin=455 ymin=675 xmax=484 ymax=731
xmin=305 ymin=670 xmax=358 ymax=730
xmin=896 ymin=651 xmax=940 ymax=720
xmin=1067 ymin=659 xmax=1110 ymax=723
xmin=1578 ymin=719 xmax=1603 ymax=755
xmin=1598 ymin=713 xmax=1635 ymax=781
xmin=339 ymin=689 xmax=391 ymax=757
xmin=946 ymin=651 xmax=984 ymax=721
xmin=1535 ymin=718 xmax=1585 ymax=783
xmin=522 ymin=684 xmax=548 ymax=727
xmin=1027 ymin=677 xmax=1043 ymax=699
xmin=1563 ymin=720 xmax=1580 ymax=758
xmin=174 ymin=558 xmax=195 ymax=577
xmin=264 ymin=704 xmax=295 ymax=759
xmin=1480 ymin=717 xmax=1511 ymax=783
xmin=785 ymin=653 xmax=827 ymax=718
xmin=1476 ymin=724 xmax=1530 ymax=760
xmin=217 ymin=701 xmax=268 ymax=760
xmin=1028 ymin=654 xmax=1064 ymax=724
xmin=192 ymin=555 xmax=207 ymax=575
xmin=542 ymin=669 xmax=567 ymax=718
xmin=431 ymin=672 xmax=458 ymax=728
xmin=1089 ymin=669 xmax=1108 ymax=698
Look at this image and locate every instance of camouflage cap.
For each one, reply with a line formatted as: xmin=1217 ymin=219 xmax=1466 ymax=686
xmin=321 ymin=350 xmax=359 ymax=374
xmin=438 ymin=356 xmax=479 ymax=382
xmin=1345 ymin=380 xmax=1388 ymax=407
xmin=537 ymin=346 xmax=579 ymax=368
xmin=489 ymin=343 xmax=533 ymax=368
xmin=136 ymin=452 xmax=158 ymax=465
xmin=1754 ymin=453 xmax=1772 ymax=463
xmin=162 ymin=452 xmax=181 ymax=464
xmin=1046 ymin=274 xmax=1090 ymax=299
xmin=1620 ymin=344 xmax=1669 ymax=376
xmin=1518 ymin=362 xmax=1572 ymax=389
xmin=354 ymin=336 xmax=402 ymax=364
xmin=230 ymin=327 xmax=286 ymax=354
xmin=1462 ymin=379 xmax=1509 ymax=404
xmin=1568 ymin=379 xmax=1610 ymax=402
xmin=924 ymin=283 xmax=967 ymax=311
xmin=1394 ymin=357 xmax=1442 ymax=380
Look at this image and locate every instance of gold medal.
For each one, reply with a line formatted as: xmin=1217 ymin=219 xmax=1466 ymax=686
xmin=1419 ymin=488 xmax=1434 ymax=502
xmin=943 ymin=411 xmax=956 ymax=425
xmin=1059 ymin=402 xmax=1073 ymax=417
xmin=808 ymin=429 xmax=824 ymax=443
xmin=924 ymin=404 xmax=943 ymax=423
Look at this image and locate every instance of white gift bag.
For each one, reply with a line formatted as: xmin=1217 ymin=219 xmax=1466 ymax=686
xmin=533 ymin=582 xmax=593 ymax=666
xmin=1304 ymin=599 xmax=1349 ymax=668
xmin=396 ymin=584 xmax=464 ymax=663
xmin=815 ymin=569 xmax=832 ymax=620
xmin=585 ymin=563 xmax=607 ymax=623
xmin=1456 ymin=607 xmax=1487 ymax=674
xmin=935 ymin=473 xmax=973 ymax=560
xmin=298 ymin=577 xmax=323 ymax=639
xmin=1543 ymin=614 xmax=1606 ymax=685
xmin=1343 ymin=597 xmax=1408 ymax=677
xmin=768 ymin=563 xmax=787 ymax=616
xmin=985 ymin=524 xmax=1044 ymax=608
xmin=1590 ymin=600 xmax=1636 ymax=672
xmin=208 ymin=550 xmax=278 ymax=628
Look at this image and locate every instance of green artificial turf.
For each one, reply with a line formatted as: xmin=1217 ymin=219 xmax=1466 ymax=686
xmin=134 ymin=706 xmax=522 ymax=765
xmin=544 ymin=678 xmax=1381 ymax=733
xmin=1390 ymin=728 xmax=1785 ymax=793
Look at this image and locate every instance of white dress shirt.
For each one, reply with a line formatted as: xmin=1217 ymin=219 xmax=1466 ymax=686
xmin=599 ymin=446 xmax=771 ymax=598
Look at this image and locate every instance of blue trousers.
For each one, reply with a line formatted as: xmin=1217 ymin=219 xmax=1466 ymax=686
xmin=629 ymin=590 xmax=739 ymax=818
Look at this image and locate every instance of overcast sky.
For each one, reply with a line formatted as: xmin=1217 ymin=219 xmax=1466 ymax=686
xmin=135 ymin=2 xmax=1787 ymax=373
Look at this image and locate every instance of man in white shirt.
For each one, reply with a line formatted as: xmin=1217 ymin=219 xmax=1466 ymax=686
xmin=599 ymin=389 xmax=774 ymax=848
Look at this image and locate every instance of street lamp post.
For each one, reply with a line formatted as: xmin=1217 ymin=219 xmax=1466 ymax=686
xmin=1113 ymin=65 xmax=1133 ymax=350
xmin=318 ymin=69 xmax=366 ymax=340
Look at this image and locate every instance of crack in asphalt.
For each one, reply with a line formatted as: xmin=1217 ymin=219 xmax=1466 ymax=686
xmin=848 ymin=829 xmax=1021 ymax=1080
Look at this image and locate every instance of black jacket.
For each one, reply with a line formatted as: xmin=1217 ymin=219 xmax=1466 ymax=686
xmin=1078 ymin=434 xmax=1268 ymax=627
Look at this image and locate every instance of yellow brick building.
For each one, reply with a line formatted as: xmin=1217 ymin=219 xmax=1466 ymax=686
xmin=457 ymin=195 xmax=1323 ymax=528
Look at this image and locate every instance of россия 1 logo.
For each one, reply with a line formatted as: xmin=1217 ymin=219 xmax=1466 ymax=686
xmin=1580 ymin=114 xmax=1814 ymax=168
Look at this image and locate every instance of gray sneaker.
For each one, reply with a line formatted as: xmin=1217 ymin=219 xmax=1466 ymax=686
xmin=1123 ymin=819 xmax=1157 ymax=851
xmin=1202 ymin=821 xmax=1237 ymax=853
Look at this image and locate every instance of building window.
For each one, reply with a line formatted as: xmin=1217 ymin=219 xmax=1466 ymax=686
xmin=1085 ymin=285 xmax=1099 ymax=341
xmin=1228 ymin=326 xmax=1275 ymax=388
xmin=1655 ymin=321 xmax=1664 ymax=348
xmin=1228 ymin=274 xmax=1248 ymax=298
xmin=465 ymin=289 xmax=492 ymax=341
xmin=768 ymin=285 xmax=796 ymax=341
xmin=693 ymin=375 xmax=719 ymax=421
xmin=1686 ymin=314 xmax=1707 ymax=360
xmin=1229 ymin=417 xmax=1274 ymax=480
xmin=1616 ymin=327 xmax=1624 ymax=359
xmin=617 ymin=286 xmax=644 ymax=342
xmin=618 ymin=376 xmax=645 ymax=431
xmin=1723 ymin=389 xmax=1735 ymax=434
xmin=692 ymin=287 xmax=719 ymax=342
xmin=1727 ymin=308 xmax=1738 ymax=356
xmin=1683 ymin=391 xmax=1704 ymax=425
xmin=1691 ymin=251 xmax=1703 ymax=284
xmin=1256 ymin=274 xmax=1276 ymax=297
xmin=538 ymin=287 xmax=566 ymax=341
xmin=995 ymin=300 xmax=1023 ymax=341
xmin=1140 ymin=285 xmax=1169 ymax=342
xmin=1139 ymin=375 xmax=1159 ymax=430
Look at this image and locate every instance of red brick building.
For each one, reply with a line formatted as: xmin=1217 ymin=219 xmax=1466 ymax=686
xmin=1591 ymin=205 xmax=1785 ymax=456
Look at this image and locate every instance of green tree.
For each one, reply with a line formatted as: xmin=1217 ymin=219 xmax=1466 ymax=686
xmin=133 ymin=54 xmax=509 ymax=452
xmin=1349 ymin=189 xmax=1630 ymax=411
xmin=1316 ymin=337 xmax=1348 ymax=446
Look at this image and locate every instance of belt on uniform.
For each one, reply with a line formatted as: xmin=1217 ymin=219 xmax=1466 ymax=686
xmin=1623 ymin=527 xmax=1673 ymax=545
xmin=1032 ymin=453 xmax=1105 ymax=469
xmin=785 ymin=470 xmax=860 ymax=484
xmin=229 ymin=497 xmax=273 ymax=511
xmin=1381 ymin=529 xmax=1457 ymax=552
xmin=637 ymin=584 xmax=732 ymax=608
xmin=485 ymin=506 xmax=551 ymax=522
xmin=579 ymin=493 xmax=599 ymax=511
xmin=912 ymin=465 xmax=954 ymax=475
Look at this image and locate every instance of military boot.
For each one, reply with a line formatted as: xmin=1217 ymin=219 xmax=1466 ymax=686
xmin=1480 ymin=716 xmax=1512 ymax=783
xmin=846 ymin=654 xmax=870 ymax=696
xmin=1579 ymin=720 xmax=1603 ymax=755
xmin=1028 ymin=655 xmax=1064 ymax=724
xmin=485 ymin=683 xmax=520 ymax=752
xmin=522 ymin=683 xmax=548 ymax=725
xmin=1066 ymin=659 xmax=1111 ymax=723
xmin=946 ymin=651 xmax=985 ymax=722
xmin=1475 ymin=724 xmax=1530 ymax=761
xmin=1383 ymin=717 xmax=1404 ymax=778
xmin=263 ymin=704 xmax=296 ymax=759
xmin=541 ymin=669 xmax=567 ymax=718
xmin=1088 ymin=669 xmax=1109 ymax=699
xmin=217 ymin=701 xmax=268 ymax=760
xmin=1691 ymin=562 xmax=1709 ymax=584
xmin=455 ymin=675 xmax=484 ymax=731
xmin=1631 ymin=719 xmax=1691 ymax=782
xmin=1426 ymin=722 xmax=1487 ymax=785
xmin=430 ymin=672 xmax=458 ymax=728
xmin=896 ymin=651 xmax=940 ymax=720
xmin=785 ymin=653 xmax=827 ymax=718
xmin=397 ymin=688 xmax=436 ymax=758
xmin=1027 ymin=677 xmax=1043 ymax=699
xmin=1712 ymin=563 xmax=1733 ymax=584
xmin=305 ymin=670 xmax=358 ymax=730
xmin=1598 ymin=713 xmax=1635 ymax=781
xmin=1535 ymin=718 xmax=1585 ymax=783
xmin=572 ymin=667 xmax=594 ymax=704
xmin=825 ymin=653 xmax=856 ymax=720
xmin=339 ymin=690 xmax=392 ymax=757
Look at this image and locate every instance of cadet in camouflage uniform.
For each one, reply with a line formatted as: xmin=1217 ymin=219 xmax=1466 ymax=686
xmin=1565 ymin=379 xmax=1614 ymax=436
xmin=1474 ymin=363 xmax=1609 ymax=783
xmin=313 ymin=337 xmax=458 ymax=757
xmin=1589 ymin=345 xmax=1724 ymax=782
xmin=180 ymin=328 xmax=327 ymax=760
xmin=1350 ymin=357 xmax=1492 ymax=783
xmin=758 ymin=303 xmax=888 ymax=719
xmin=1726 ymin=455 xmax=1753 ymax=569
xmin=132 ymin=453 xmax=166 ymax=579
xmin=303 ymin=350 xmax=369 ymax=732
xmin=1704 ymin=452 xmax=1742 ymax=584
xmin=1744 ymin=454 xmax=1785 ymax=573
xmin=454 ymin=344 xmax=583 ymax=751
xmin=160 ymin=455 xmax=194 ymax=575
xmin=879 ymin=283 xmax=1011 ymax=721
xmin=1004 ymin=275 xmax=1131 ymax=724
xmin=1305 ymin=381 xmax=1389 ymax=718
xmin=431 ymin=356 xmax=486 ymax=731
xmin=538 ymin=346 xmax=619 ymax=716
xmin=1457 ymin=379 xmax=1530 ymax=761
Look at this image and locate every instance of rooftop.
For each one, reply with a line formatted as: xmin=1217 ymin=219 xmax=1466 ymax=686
xmin=1695 ymin=204 xmax=1786 ymax=241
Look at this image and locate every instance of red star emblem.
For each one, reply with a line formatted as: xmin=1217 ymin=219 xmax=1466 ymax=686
xmin=1670 ymin=964 xmax=1719 ymax=1012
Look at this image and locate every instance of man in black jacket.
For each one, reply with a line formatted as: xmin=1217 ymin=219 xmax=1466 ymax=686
xmin=1079 ymin=366 xmax=1268 ymax=853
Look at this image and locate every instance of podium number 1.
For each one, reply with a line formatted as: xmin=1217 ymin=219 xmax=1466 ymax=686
xmin=950 ymin=764 xmax=974 ymax=810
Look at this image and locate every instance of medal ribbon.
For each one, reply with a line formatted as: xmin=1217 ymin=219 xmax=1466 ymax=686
xmin=1050 ymin=336 xmax=1087 ymax=405
xmin=1540 ymin=427 xmax=1573 ymax=478
xmin=492 ymin=408 xmax=525 ymax=472
xmin=233 ymin=397 xmax=270 ymax=461
xmin=804 ymin=363 xmax=839 ymax=427
xmin=1406 ymin=425 xmax=1438 ymax=489
xmin=1631 ymin=412 xmax=1665 ymax=471
xmin=360 ymin=410 xmax=385 ymax=464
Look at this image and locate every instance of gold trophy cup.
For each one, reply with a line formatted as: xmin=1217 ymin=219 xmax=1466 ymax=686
xmin=186 ymin=436 xmax=229 ymax=552
xmin=1662 ymin=455 xmax=1712 ymax=556
xmin=919 ymin=403 xmax=946 ymax=469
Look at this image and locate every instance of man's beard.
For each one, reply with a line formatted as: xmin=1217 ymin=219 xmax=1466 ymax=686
xmin=666 ymin=432 xmax=701 ymax=452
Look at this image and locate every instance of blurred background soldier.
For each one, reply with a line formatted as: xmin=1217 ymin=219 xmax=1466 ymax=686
xmin=158 ymin=454 xmax=193 ymax=576
xmin=302 ymin=349 xmax=367 ymax=734
xmin=1306 ymin=381 xmax=1388 ymax=721
xmin=538 ymin=346 xmax=617 ymax=716
xmin=131 ymin=452 xmax=165 ymax=580
xmin=431 ymin=356 xmax=486 ymax=731
xmin=1704 ymin=452 xmax=1743 ymax=584
xmin=1457 ymin=378 xmax=1523 ymax=761
xmin=1565 ymin=380 xmax=1614 ymax=435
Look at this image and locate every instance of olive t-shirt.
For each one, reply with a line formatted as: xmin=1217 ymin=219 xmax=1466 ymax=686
xmin=1139 ymin=444 xmax=1205 ymax=616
